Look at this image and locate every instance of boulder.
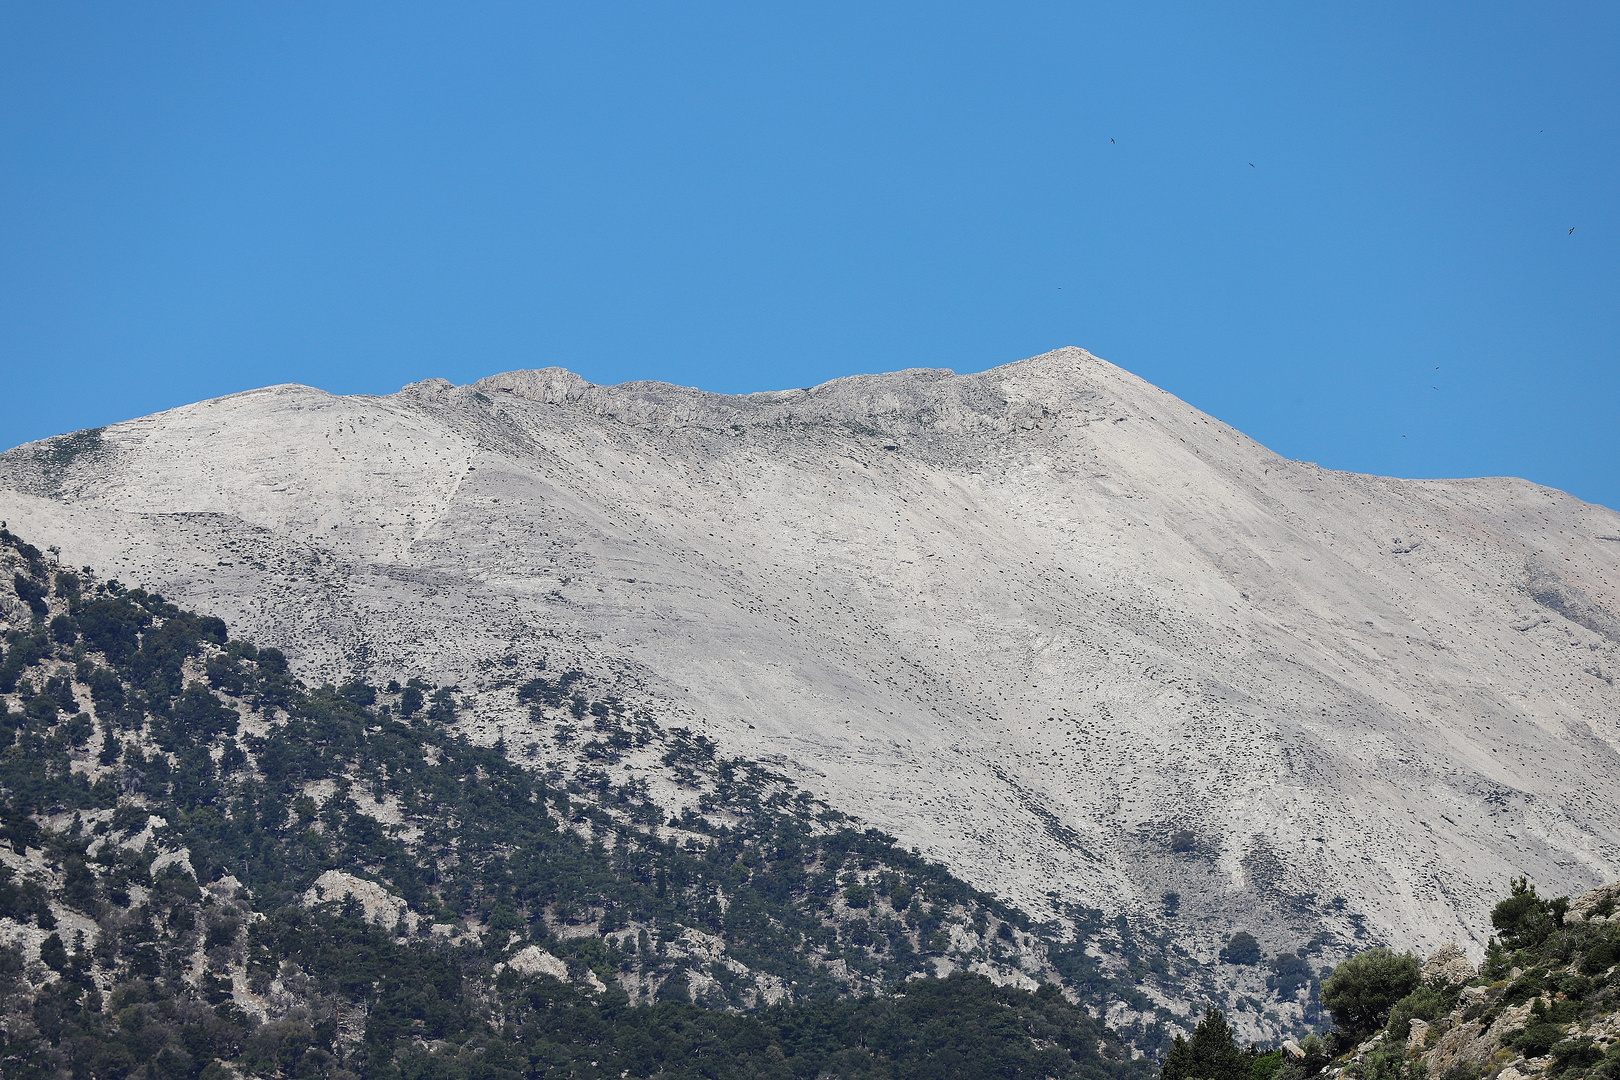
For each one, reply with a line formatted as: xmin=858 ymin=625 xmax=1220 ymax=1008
xmin=1421 ymin=1001 xmax=1534 ymax=1076
xmin=502 ymin=945 xmax=570 ymax=981
xmin=1419 ymin=1020 xmax=1486 ymax=1075
xmin=303 ymin=869 xmax=418 ymax=932
xmin=1421 ymin=942 xmax=1476 ymax=987
xmin=1566 ymin=881 xmax=1620 ymax=924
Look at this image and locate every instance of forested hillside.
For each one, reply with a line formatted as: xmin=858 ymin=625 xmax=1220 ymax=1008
xmin=0 ymin=526 xmax=1162 ymax=1079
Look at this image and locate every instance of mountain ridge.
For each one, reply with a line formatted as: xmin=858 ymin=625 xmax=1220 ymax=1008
xmin=3 ymin=347 xmax=1619 ymax=1029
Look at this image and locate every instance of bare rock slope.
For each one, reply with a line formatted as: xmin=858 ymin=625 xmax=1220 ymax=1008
xmin=4 ymin=346 xmax=1619 ymax=967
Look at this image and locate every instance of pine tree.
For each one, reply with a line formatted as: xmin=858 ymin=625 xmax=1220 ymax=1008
xmin=1161 ymin=1006 xmax=1250 ymax=1080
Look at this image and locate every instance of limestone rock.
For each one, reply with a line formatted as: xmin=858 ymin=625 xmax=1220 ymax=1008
xmin=1422 ymin=942 xmax=1476 ymax=987
xmin=502 ymin=945 xmax=570 ymax=981
xmin=1421 ymin=1001 xmax=1535 ymax=1076
xmin=303 ymin=869 xmax=418 ymax=932
xmin=1419 ymin=1019 xmax=1487 ymax=1076
xmin=1567 ymin=881 xmax=1620 ymax=924
xmin=150 ymin=848 xmax=195 ymax=879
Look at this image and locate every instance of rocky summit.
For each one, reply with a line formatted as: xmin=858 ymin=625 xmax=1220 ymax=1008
xmin=3 ymin=346 xmax=1619 ymax=1012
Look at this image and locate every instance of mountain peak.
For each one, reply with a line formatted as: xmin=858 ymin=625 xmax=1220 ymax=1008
xmin=442 ymin=347 xmax=1169 ymax=438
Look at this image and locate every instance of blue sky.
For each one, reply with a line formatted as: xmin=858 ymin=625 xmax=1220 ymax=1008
xmin=3 ymin=3 xmax=1616 ymax=508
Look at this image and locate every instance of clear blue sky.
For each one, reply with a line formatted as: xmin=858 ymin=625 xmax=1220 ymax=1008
xmin=3 ymin=3 xmax=1616 ymax=508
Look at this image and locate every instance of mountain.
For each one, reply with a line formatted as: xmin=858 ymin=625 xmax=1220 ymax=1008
xmin=3 ymin=345 xmax=1619 ymax=1034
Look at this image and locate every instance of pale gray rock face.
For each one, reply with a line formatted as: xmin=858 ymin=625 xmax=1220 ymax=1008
xmin=1420 ymin=942 xmax=1476 ymax=987
xmin=4 ymin=346 xmax=1620 ymax=969
xmin=1567 ymin=880 xmax=1620 ymax=923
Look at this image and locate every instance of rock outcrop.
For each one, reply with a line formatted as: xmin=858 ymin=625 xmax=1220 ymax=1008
xmin=302 ymin=869 xmax=420 ymax=932
xmin=1568 ymin=884 xmax=1620 ymax=925
xmin=501 ymin=944 xmax=571 ymax=981
xmin=1422 ymin=942 xmax=1477 ymax=987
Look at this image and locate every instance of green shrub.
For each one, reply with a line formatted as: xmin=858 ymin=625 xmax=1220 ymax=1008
xmin=1353 ymin=1034 xmax=1420 ymax=1080
xmin=1578 ymin=928 xmax=1620 ymax=976
xmin=399 ymin=683 xmax=424 ymax=717
xmin=337 ymin=680 xmax=376 ymax=708
xmin=1510 ymin=1019 xmax=1562 ymax=1058
xmin=1221 ymin=931 xmax=1262 ymax=965
xmin=1492 ymin=877 xmax=1568 ymax=951
xmin=1503 ymin=968 xmax=1547 ymax=1006
xmin=427 ymin=687 xmax=458 ymax=722
xmin=1251 ymin=1049 xmax=1285 ymax=1080
xmin=1384 ymin=985 xmax=1447 ymax=1043
xmin=48 ymin=613 xmax=77 ymax=645
xmin=1551 ymin=1036 xmax=1602 ymax=1072
xmin=1269 ymin=951 xmax=1312 ymax=997
xmin=1321 ymin=948 xmax=1422 ymax=1041
xmin=54 ymin=571 xmax=80 ymax=600
xmin=39 ymin=931 xmax=66 ymax=971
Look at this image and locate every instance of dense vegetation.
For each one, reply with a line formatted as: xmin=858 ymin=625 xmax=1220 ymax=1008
xmin=0 ymin=527 xmax=1156 ymax=1080
xmin=1159 ymin=1007 xmax=1291 ymax=1080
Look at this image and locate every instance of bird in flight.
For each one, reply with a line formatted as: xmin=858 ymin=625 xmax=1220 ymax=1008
xmin=1249 ymin=163 xmax=1255 ymax=167
xmin=1111 ymin=138 xmax=1116 ymax=144
xmin=1570 ymin=227 xmax=1576 ymax=235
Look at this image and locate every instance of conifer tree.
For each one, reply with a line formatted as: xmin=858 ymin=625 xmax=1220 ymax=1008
xmin=1161 ymin=1006 xmax=1249 ymax=1080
